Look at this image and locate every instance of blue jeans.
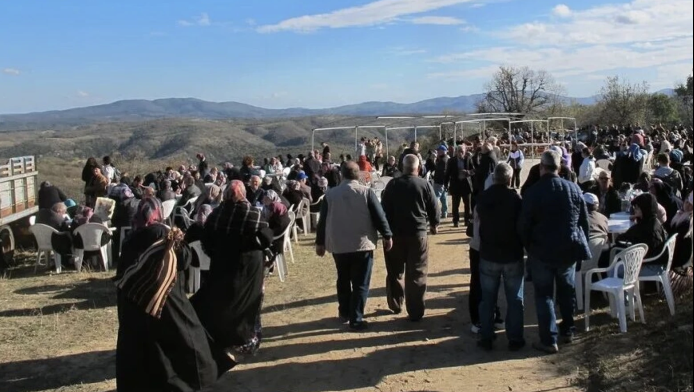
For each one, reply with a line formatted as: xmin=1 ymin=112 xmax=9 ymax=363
xmin=479 ymin=259 xmax=525 ymax=343
xmin=333 ymin=251 xmax=374 ymax=324
xmin=529 ymin=259 xmax=576 ymax=346
xmin=434 ymin=184 xmax=448 ymax=216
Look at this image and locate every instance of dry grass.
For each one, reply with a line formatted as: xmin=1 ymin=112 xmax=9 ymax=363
xmin=571 ymin=284 xmax=693 ymax=392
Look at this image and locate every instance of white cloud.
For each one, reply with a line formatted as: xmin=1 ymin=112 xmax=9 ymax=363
xmin=552 ymin=4 xmax=572 ymax=18
xmin=197 ymin=13 xmax=211 ymax=26
xmin=77 ymin=91 xmax=89 ymax=97
xmin=410 ymin=16 xmax=465 ymax=25
xmin=178 ymin=12 xmax=212 ymax=27
xmin=428 ymin=0 xmax=693 ymax=86
xmin=614 ymin=10 xmax=651 ymax=25
xmin=257 ymin=0 xmax=477 ymax=33
xmin=246 ymin=18 xmax=257 ymax=26
xmin=2 ymin=68 xmax=20 ymax=76
xmin=504 ymin=0 xmax=691 ymax=47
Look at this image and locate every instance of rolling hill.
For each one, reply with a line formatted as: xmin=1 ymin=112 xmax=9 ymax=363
xmin=0 ymin=93 xmax=605 ymax=131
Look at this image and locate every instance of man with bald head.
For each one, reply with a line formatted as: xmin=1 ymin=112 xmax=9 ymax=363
xmin=381 ymin=154 xmax=439 ymax=321
xmin=316 ymin=161 xmax=393 ymax=331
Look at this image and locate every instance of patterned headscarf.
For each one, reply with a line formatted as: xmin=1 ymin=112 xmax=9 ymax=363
xmin=265 ymin=189 xmax=280 ymax=203
xmin=195 ymin=204 xmax=214 ymax=224
xmin=224 ymin=180 xmax=247 ymax=203
xmin=270 ymin=201 xmax=287 ymax=217
xmin=74 ymin=205 xmax=94 ymax=226
xmin=133 ymin=197 xmax=163 ymax=230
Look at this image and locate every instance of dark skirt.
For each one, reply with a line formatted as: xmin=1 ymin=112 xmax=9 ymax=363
xmin=191 ymin=250 xmax=265 ymax=353
xmin=116 ymin=276 xmax=233 ymax=392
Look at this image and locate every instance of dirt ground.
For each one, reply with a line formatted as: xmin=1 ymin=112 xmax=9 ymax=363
xmin=0 ymin=223 xmax=587 ymax=392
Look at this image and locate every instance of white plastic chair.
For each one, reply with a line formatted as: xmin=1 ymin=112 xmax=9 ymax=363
xmin=272 ymin=212 xmax=295 ymax=282
xmin=295 ymin=198 xmax=310 ymax=239
xmin=29 ymin=224 xmax=60 ymax=273
xmin=584 ymin=244 xmax=648 ymax=333
xmin=309 ymin=195 xmax=325 ymax=231
xmin=73 ymin=223 xmax=111 ymax=272
xmin=188 ymin=241 xmax=211 ymax=293
xmin=161 ymin=199 xmax=177 ymax=224
xmin=173 ymin=196 xmax=198 ymax=228
xmin=29 ymin=215 xmax=36 ymax=226
xmin=576 ymin=235 xmax=608 ymax=310
xmin=119 ymin=226 xmax=132 ymax=257
xmin=638 ymin=235 xmax=678 ymax=316
xmin=282 ymin=167 xmax=291 ymax=179
xmin=596 ymin=159 xmax=612 ymax=171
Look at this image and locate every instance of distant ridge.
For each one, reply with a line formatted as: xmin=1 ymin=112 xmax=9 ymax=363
xmin=0 ymin=89 xmax=673 ymax=131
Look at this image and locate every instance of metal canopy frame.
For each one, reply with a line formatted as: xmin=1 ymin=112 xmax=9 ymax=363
xmin=508 ymin=119 xmax=550 ymax=159
xmin=453 ymin=120 xmax=482 ymax=146
xmin=547 ymin=117 xmax=578 ymax=141
xmin=311 ymin=126 xmax=357 ymax=152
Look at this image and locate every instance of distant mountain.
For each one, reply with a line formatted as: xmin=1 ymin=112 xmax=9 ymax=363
xmin=0 ymin=92 xmax=606 ymax=131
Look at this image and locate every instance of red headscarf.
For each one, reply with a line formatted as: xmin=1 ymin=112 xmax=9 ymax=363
xmin=224 ymin=180 xmax=247 ymax=203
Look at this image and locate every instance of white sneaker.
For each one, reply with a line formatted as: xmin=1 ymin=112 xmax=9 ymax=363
xmin=494 ymin=320 xmax=505 ymax=330
xmin=470 ymin=323 xmax=481 ymax=334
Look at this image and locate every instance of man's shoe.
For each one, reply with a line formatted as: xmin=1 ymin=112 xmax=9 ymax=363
xmin=470 ymin=323 xmax=481 ymax=334
xmin=494 ymin=318 xmax=505 ymax=330
xmin=561 ymin=333 xmax=575 ymax=344
xmin=453 ymin=222 xmax=459 ymax=228
xmin=477 ymin=339 xmax=493 ymax=351
xmin=338 ymin=315 xmax=350 ymax=324
xmin=508 ymin=340 xmax=526 ymax=352
xmin=532 ymin=341 xmax=559 ymax=354
xmin=349 ymin=320 xmax=369 ymax=331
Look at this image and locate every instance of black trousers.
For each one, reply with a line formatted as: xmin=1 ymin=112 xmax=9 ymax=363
xmin=451 ymin=192 xmax=471 ymax=224
xmin=512 ymin=168 xmax=522 ymax=188
xmin=469 ymin=248 xmax=501 ymax=325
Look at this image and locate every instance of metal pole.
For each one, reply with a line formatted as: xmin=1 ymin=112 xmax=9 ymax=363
xmin=311 ymin=129 xmax=315 ymax=152
xmin=414 ymin=126 xmax=418 ymax=142
xmin=385 ymin=129 xmax=389 ymax=157
xmin=531 ymin=122 xmax=535 ymax=160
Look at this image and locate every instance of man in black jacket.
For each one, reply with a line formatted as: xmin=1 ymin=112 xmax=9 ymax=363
xmin=381 ymin=154 xmax=439 ymax=321
xmin=476 ymin=162 xmax=525 ymax=351
xmin=445 ymin=145 xmax=473 ymax=227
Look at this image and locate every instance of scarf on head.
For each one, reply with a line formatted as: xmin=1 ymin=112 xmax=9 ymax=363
xmin=632 ymin=193 xmax=659 ymax=222
xmin=224 ymin=180 xmax=246 ymax=202
xmin=74 ymin=206 xmax=94 ymax=226
xmin=270 ymin=201 xmax=287 ymax=217
xmin=133 ymin=197 xmax=163 ymax=230
xmin=114 ymin=227 xmax=182 ymax=319
xmin=628 ymin=143 xmax=645 ymax=162
xmin=265 ymin=189 xmax=280 ymax=203
xmin=195 ymin=204 xmax=213 ymax=224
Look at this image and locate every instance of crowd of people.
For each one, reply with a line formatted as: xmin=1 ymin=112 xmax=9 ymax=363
xmin=27 ymin=121 xmax=692 ymax=391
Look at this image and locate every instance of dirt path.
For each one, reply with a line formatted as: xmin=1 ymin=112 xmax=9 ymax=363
xmin=216 ymin=221 xmax=581 ymax=392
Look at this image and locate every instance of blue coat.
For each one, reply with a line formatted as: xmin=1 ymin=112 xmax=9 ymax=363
xmin=518 ymin=173 xmax=591 ymax=266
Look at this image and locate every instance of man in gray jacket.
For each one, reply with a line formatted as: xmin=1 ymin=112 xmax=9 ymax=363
xmin=316 ymin=161 xmax=393 ymax=331
xmin=381 ymin=154 xmax=439 ymax=321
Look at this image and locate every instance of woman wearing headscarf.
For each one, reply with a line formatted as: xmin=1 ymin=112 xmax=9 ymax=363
xmin=262 ymin=190 xmax=291 ymax=268
xmin=114 ymin=197 xmax=234 ymax=392
xmin=111 ymin=186 xmax=140 ymax=266
xmin=184 ymin=204 xmax=214 ymax=245
xmin=194 ymin=184 xmax=222 ymax=215
xmin=191 ymin=181 xmax=274 ymax=358
xmin=650 ymin=180 xmax=684 ymax=233
xmin=82 ymin=157 xmax=99 ymax=205
xmin=282 ymin=180 xmax=304 ymax=209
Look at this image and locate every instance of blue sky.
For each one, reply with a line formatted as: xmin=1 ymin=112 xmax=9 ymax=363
xmin=1 ymin=0 xmax=692 ymax=114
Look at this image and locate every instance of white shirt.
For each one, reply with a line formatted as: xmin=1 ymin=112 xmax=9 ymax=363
xmin=102 ymin=165 xmax=116 ymax=184
xmin=578 ymin=157 xmax=596 ymax=184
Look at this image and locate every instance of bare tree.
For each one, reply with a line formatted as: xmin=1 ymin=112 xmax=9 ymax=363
xmin=477 ymin=66 xmax=565 ymax=115
xmin=597 ymin=76 xmax=650 ymax=125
